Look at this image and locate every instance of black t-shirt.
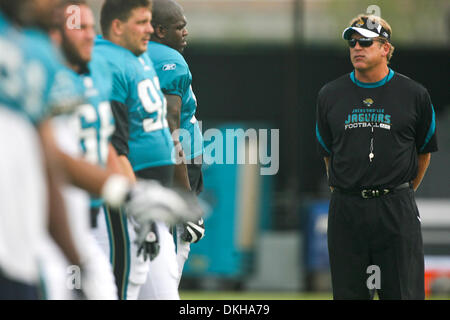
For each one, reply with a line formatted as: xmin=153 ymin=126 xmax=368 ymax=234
xmin=316 ymin=69 xmax=438 ymax=190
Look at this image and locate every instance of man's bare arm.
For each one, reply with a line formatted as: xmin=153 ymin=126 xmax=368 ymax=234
xmin=106 ymin=143 xmax=136 ymax=183
xmin=324 ymin=157 xmax=334 ymax=192
xmin=40 ymin=120 xmax=134 ymax=206
xmin=412 ymin=153 xmax=431 ymax=191
xmin=166 ymin=94 xmax=191 ymax=190
xmin=116 ymin=154 xmax=137 ymax=183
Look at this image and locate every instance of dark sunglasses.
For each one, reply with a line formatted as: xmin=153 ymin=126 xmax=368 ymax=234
xmin=348 ymin=38 xmax=376 ymax=48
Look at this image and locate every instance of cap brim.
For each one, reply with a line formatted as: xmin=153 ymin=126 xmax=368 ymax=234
xmin=342 ymin=27 xmax=379 ymax=40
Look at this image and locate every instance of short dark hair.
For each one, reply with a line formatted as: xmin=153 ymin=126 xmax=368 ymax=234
xmin=100 ymin=0 xmax=152 ymax=37
xmin=0 ymin=0 xmax=26 ymax=24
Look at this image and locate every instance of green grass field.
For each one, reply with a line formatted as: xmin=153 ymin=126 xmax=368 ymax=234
xmin=180 ymin=290 xmax=449 ymax=300
xmin=180 ymin=290 xmax=332 ymax=300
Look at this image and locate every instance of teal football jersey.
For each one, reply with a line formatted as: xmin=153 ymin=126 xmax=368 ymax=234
xmin=75 ymin=57 xmax=115 ymax=167
xmin=73 ymin=57 xmax=115 ymax=208
xmin=0 ymin=13 xmax=80 ymax=124
xmin=0 ymin=13 xmax=29 ymax=116
xmin=94 ymin=37 xmax=175 ymax=171
xmin=147 ymin=42 xmax=204 ymax=160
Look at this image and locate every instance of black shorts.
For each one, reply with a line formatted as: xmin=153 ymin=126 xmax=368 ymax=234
xmin=327 ymin=186 xmax=424 ymax=300
xmin=135 ymin=164 xmax=175 ymax=187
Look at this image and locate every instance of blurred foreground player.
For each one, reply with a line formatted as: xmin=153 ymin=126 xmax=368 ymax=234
xmin=49 ymin=0 xmax=119 ymax=299
xmin=0 ymin=0 xmax=202 ymax=299
xmin=316 ymin=14 xmax=438 ymax=299
xmin=0 ymin=0 xmax=83 ymax=299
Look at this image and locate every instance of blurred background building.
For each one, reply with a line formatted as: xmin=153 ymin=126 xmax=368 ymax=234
xmin=88 ymin=0 xmax=450 ymax=297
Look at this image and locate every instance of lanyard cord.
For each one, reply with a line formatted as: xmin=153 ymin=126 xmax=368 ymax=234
xmin=351 ymin=70 xmax=392 ymax=164
xmin=369 ymin=126 xmax=374 ymax=162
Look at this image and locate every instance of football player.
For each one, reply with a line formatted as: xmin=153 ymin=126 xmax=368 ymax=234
xmin=139 ymin=0 xmax=205 ymax=300
xmin=50 ymin=0 xmax=204 ymax=299
xmin=0 ymin=0 xmax=202 ymax=299
xmin=94 ymin=0 xmax=179 ymax=299
xmin=0 ymin=0 xmax=84 ymax=299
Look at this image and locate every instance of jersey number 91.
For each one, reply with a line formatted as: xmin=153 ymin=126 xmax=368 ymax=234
xmin=138 ymin=76 xmax=168 ymax=133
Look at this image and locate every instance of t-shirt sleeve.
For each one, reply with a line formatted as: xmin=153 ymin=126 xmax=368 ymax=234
xmin=415 ymin=89 xmax=438 ymax=154
xmin=156 ymin=61 xmax=190 ymax=97
xmin=316 ymin=87 xmax=332 ymax=157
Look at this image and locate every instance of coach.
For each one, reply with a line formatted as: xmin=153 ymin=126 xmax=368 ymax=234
xmin=315 ymin=14 xmax=438 ymax=299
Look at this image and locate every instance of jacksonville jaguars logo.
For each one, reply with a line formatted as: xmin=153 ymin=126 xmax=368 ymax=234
xmin=354 ymin=18 xmax=365 ymax=27
xmin=363 ymin=98 xmax=374 ymax=107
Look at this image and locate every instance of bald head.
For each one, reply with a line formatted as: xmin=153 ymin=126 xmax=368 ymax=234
xmin=151 ymin=0 xmax=184 ymax=28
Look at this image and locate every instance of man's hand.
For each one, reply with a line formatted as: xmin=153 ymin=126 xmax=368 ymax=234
xmin=181 ymin=218 xmax=205 ymax=243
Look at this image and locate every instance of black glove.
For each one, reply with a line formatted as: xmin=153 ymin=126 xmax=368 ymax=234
xmin=181 ymin=218 xmax=205 ymax=243
xmin=136 ymin=221 xmax=160 ymax=261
